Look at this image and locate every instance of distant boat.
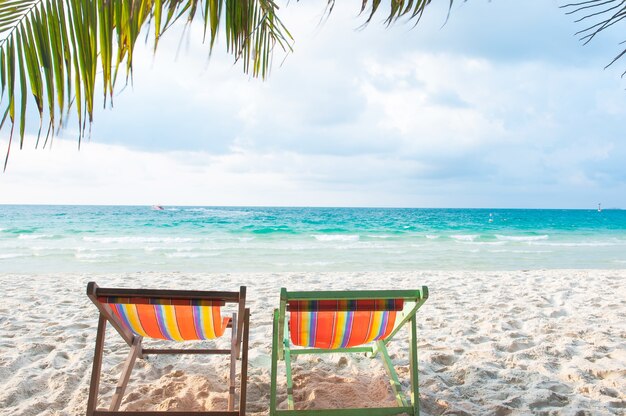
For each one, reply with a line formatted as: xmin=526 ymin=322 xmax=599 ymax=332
xmin=598 ymin=203 xmax=602 ymax=212
xmin=151 ymin=205 xmax=164 ymax=211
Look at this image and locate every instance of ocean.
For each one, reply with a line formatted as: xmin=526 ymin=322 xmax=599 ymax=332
xmin=1 ymin=205 xmax=625 ymax=273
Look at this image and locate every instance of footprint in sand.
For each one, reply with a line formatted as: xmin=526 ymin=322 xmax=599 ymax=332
xmin=493 ymin=404 xmax=514 ymax=416
xmin=590 ymin=368 xmax=626 ymax=380
xmin=607 ymin=400 xmax=626 ymax=410
xmin=468 ymin=335 xmax=491 ymax=344
xmin=506 ymin=340 xmax=535 ymax=353
xmin=537 ymin=380 xmax=572 ymax=395
xmin=430 ymin=353 xmax=459 ymax=367
xmin=599 ymin=387 xmax=620 ymax=398
xmin=549 ymin=309 xmax=568 ymax=318
xmin=528 ymin=391 xmax=570 ymax=410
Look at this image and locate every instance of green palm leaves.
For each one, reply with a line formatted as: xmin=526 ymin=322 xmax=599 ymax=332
xmin=0 ymin=0 xmax=291 ymax=168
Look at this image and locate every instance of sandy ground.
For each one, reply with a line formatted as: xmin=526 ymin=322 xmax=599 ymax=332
xmin=0 ymin=270 xmax=624 ymax=416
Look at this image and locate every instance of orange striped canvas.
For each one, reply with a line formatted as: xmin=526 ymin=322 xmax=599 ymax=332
xmin=288 ymin=299 xmax=403 ymax=312
xmin=101 ymin=297 xmax=228 ymax=341
xmin=289 ymin=309 xmax=399 ymax=349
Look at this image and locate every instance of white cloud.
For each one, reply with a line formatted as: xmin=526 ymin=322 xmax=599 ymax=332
xmin=0 ymin=138 xmax=291 ymax=205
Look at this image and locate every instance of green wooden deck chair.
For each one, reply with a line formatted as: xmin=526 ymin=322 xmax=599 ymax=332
xmin=86 ymin=282 xmax=250 ymax=416
xmin=270 ymin=286 xmax=429 ymax=416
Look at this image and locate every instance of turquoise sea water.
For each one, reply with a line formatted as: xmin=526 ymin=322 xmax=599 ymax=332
xmin=1 ymin=205 xmax=625 ymax=272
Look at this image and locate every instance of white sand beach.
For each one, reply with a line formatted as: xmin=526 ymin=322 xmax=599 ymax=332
xmin=0 ymin=270 xmax=624 ymax=415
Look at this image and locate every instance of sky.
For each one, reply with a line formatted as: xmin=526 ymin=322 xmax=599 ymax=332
xmin=1 ymin=0 xmax=625 ymax=208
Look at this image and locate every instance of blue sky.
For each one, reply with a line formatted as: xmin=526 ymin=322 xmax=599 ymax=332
xmin=1 ymin=0 xmax=625 ymax=208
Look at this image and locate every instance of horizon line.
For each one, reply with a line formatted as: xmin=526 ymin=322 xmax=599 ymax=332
xmin=0 ymin=203 xmax=621 ymax=210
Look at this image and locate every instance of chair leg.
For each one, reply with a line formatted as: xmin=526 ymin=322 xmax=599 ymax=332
xmin=228 ymin=313 xmax=238 ymax=411
xmin=86 ymin=314 xmax=107 ymax=416
xmin=109 ymin=336 xmax=142 ymax=411
xmin=236 ymin=287 xmax=247 ymax=360
xmin=377 ymin=340 xmax=409 ymax=407
xmin=269 ymin=309 xmax=279 ymax=416
xmin=284 ymin=345 xmax=294 ymax=410
xmin=239 ymin=308 xmax=250 ymax=416
xmin=281 ymin=310 xmax=295 ymax=410
xmin=409 ymin=316 xmax=420 ymax=416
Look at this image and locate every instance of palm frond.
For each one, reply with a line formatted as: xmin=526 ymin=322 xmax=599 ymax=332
xmin=0 ymin=0 xmax=292 ymax=170
xmin=323 ymin=0 xmax=438 ymax=27
xmin=561 ymin=0 xmax=626 ymax=76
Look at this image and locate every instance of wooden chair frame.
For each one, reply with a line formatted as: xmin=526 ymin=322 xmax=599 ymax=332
xmin=270 ymin=287 xmax=429 ymax=416
xmin=86 ymin=282 xmax=250 ymax=416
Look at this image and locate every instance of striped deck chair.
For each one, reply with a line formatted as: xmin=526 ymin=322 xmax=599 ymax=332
xmin=270 ymin=287 xmax=428 ymax=416
xmin=86 ymin=282 xmax=250 ymax=416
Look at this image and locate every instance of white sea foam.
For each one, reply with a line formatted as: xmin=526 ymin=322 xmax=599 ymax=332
xmin=313 ymin=234 xmax=360 ymax=242
xmin=425 ymin=235 xmax=439 ymax=239
xmin=464 ymin=241 xmax=506 ymax=246
xmin=29 ymin=248 xmax=73 ymax=258
xmin=0 ymin=253 xmax=28 ymax=259
xmin=488 ymin=249 xmax=553 ymax=254
xmin=177 ymin=246 xmax=203 ymax=252
xmin=165 ymin=252 xmax=220 ymax=258
xmin=74 ymin=247 xmax=117 ymax=252
xmin=381 ymin=250 xmax=409 ymax=255
xmin=144 ymin=247 xmax=171 ymax=252
xmin=238 ymin=237 xmax=256 ymax=242
xmin=300 ymin=261 xmax=334 ymax=267
xmin=366 ymin=235 xmax=392 ymax=239
xmin=495 ymin=234 xmax=549 ymax=242
xmin=18 ymin=234 xmax=55 ymax=240
xmin=184 ymin=208 xmax=253 ymax=217
xmin=29 ymin=246 xmax=49 ymax=251
xmin=530 ymin=241 xmax=618 ymax=247
xmin=75 ymin=253 xmax=115 ymax=259
xmin=451 ymin=234 xmax=479 ymax=242
xmin=354 ymin=242 xmax=391 ymax=249
xmin=83 ymin=236 xmax=201 ymax=244
xmin=144 ymin=246 xmax=206 ymax=257
xmin=145 ymin=246 xmax=203 ymax=252
xmin=270 ymin=260 xmax=336 ymax=267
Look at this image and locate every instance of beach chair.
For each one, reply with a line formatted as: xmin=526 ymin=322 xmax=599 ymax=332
xmin=270 ymin=287 xmax=428 ymax=416
xmin=85 ymin=282 xmax=250 ymax=416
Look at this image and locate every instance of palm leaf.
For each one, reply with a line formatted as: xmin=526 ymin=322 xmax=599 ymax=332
xmin=0 ymin=0 xmax=292 ymax=169
xmin=561 ymin=0 xmax=626 ymax=76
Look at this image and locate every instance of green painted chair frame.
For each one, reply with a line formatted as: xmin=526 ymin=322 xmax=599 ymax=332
xmin=270 ymin=286 xmax=429 ymax=416
xmin=86 ymin=282 xmax=250 ymax=416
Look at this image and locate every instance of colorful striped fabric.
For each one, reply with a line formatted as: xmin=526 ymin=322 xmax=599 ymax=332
xmin=288 ymin=299 xmax=404 ymax=312
xmin=103 ymin=299 xmax=228 ymax=341
xmin=98 ymin=296 xmax=224 ymax=306
xmin=289 ymin=308 xmax=400 ymax=349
